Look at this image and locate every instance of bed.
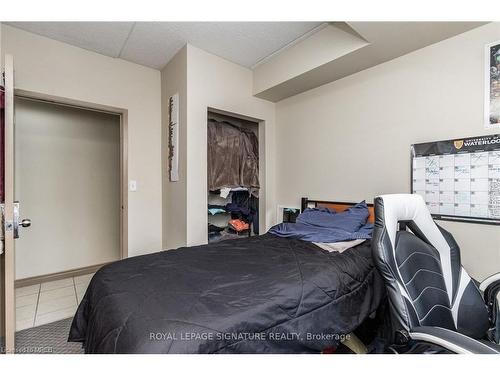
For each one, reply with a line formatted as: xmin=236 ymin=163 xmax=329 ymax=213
xmin=68 ymin=199 xmax=386 ymax=353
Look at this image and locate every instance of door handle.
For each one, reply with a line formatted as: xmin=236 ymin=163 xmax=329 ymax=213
xmin=12 ymin=202 xmax=32 ymax=238
xmin=20 ymin=219 xmax=31 ymax=228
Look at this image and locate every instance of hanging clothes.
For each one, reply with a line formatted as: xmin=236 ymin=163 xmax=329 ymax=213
xmin=226 ymin=190 xmax=259 ymax=235
xmin=207 ymin=120 xmax=259 ymax=193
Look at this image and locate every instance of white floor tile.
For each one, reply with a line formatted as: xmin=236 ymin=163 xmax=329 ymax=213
xmin=16 ymin=293 xmax=38 ymax=308
xmin=16 ymin=304 xmax=36 ymax=321
xmin=39 ymin=286 xmax=76 ymax=304
xmin=74 ymin=282 xmax=89 ymax=295
xmin=37 ymin=294 xmax=77 ymax=316
xmin=75 ymin=283 xmax=89 ymax=304
xmin=15 ymin=273 xmax=94 ymax=330
xmin=74 ymin=273 xmax=94 ymax=285
xmin=35 ymin=306 xmax=77 ymax=327
xmin=75 ymin=281 xmax=90 ymax=294
xmin=40 ymin=277 xmax=74 ymax=292
xmin=16 ymin=318 xmax=35 ymax=332
xmin=15 ymin=284 xmax=40 ymax=297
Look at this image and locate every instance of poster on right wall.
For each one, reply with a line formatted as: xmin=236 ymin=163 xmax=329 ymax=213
xmin=486 ymin=41 xmax=500 ymax=129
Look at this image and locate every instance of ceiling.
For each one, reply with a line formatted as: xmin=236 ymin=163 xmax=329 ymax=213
xmin=254 ymin=21 xmax=487 ymax=101
xmin=5 ymin=22 xmax=323 ymax=70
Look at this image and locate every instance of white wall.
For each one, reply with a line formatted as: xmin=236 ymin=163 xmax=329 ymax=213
xmin=161 ymin=46 xmax=188 ymax=249
xmin=275 ymin=23 xmax=500 ymax=281
xmin=1 ymin=25 xmax=163 ymax=258
xmin=185 ymin=44 xmax=276 ymax=246
xmin=15 ymin=98 xmax=120 ymax=279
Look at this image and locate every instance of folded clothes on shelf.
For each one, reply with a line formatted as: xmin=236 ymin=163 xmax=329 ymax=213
xmin=208 ymin=229 xmax=242 ymax=243
xmin=208 ymin=204 xmax=227 ymax=215
xmin=208 ymin=224 xmax=226 ymax=233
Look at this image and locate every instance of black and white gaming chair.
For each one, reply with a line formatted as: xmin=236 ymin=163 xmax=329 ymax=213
xmin=372 ymin=194 xmax=500 ymax=354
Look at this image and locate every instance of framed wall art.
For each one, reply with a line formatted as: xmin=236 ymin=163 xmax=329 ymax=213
xmin=485 ymin=40 xmax=500 ymax=129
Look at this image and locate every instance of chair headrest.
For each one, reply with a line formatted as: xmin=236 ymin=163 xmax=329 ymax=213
xmin=374 ymin=193 xmax=453 ymax=298
xmin=374 ymin=194 xmax=433 ymax=247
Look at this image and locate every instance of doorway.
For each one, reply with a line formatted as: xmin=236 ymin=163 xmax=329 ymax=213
xmin=13 ymin=97 xmax=123 ymax=332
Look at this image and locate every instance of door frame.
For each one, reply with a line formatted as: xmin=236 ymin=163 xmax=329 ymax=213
xmin=13 ymin=89 xmax=129 ymax=262
xmin=3 ymin=54 xmax=16 ymax=353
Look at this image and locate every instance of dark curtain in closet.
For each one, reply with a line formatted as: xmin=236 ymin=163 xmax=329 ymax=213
xmin=207 ymin=119 xmax=259 ymax=192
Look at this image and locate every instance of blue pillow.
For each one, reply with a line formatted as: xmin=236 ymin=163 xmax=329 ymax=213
xmin=296 ymin=201 xmax=369 ymax=232
xmin=296 ymin=206 xmax=336 ymax=227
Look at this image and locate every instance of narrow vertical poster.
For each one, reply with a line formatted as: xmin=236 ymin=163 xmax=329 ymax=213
xmin=168 ymin=93 xmax=179 ymax=182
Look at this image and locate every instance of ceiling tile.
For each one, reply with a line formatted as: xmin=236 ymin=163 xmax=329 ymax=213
xmin=6 ymin=22 xmax=135 ymax=58
xmin=119 ymin=22 xmax=322 ymax=69
xmin=6 ymin=22 xmax=324 ymax=69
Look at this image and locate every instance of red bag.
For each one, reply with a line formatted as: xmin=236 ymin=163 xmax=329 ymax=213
xmin=228 ymin=219 xmax=249 ymax=232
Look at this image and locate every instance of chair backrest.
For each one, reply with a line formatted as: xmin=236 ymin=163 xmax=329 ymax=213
xmin=371 ymin=194 xmax=489 ymax=339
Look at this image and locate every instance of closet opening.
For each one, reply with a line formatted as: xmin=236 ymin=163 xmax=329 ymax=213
xmin=207 ymin=109 xmax=261 ymax=244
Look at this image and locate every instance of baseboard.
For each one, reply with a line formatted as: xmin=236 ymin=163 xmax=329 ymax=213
xmin=15 ymin=262 xmax=110 ymax=288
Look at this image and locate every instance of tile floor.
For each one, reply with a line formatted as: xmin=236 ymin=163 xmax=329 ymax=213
xmin=15 ymin=273 xmax=94 ymax=332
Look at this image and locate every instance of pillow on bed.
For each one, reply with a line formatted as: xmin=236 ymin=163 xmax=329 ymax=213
xmin=295 ymin=206 xmax=336 ymax=226
xmin=296 ymin=201 xmax=369 ymax=232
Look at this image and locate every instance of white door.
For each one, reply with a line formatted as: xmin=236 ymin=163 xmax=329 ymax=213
xmin=2 ymin=54 xmax=31 ymax=353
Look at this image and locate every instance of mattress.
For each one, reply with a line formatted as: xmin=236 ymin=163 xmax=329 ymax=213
xmin=68 ymin=234 xmax=385 ymax=353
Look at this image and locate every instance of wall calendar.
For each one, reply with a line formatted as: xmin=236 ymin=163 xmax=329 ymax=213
xmin=411 ymin=134 xmax=500 ymax=225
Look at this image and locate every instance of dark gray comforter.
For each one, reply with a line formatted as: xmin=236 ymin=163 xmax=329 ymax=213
xmin=69 ymin=234 xmax=384 ymax=353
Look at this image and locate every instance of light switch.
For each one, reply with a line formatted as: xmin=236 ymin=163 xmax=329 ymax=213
xmin=129 ymin=180 xmax=137 ymax=192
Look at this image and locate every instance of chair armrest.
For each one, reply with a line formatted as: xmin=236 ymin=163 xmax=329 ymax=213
xmin=480 ymin=272 xmax=500 ymax=292
xmin=480 ymin=273 xmax=500 ymax=343
xmin=409 ymin=327 xmax=499 ymax=354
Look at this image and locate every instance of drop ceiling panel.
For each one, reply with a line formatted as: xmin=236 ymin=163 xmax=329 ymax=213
xmin=120 ymin=22 xmax=322 ymax=69
xmin=7 ymin=22 xmax=322 ymax=70
xmin=5 ymin=22 xmax=135 ymax=58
